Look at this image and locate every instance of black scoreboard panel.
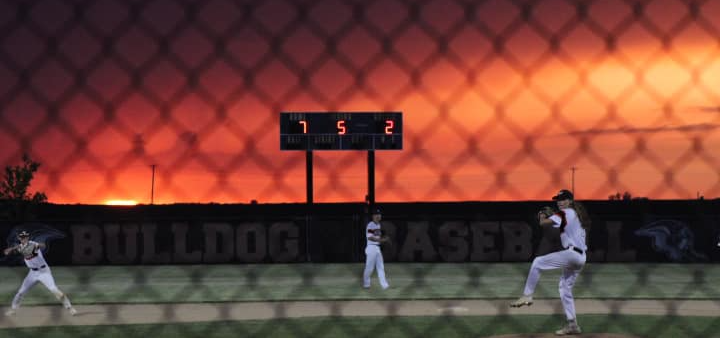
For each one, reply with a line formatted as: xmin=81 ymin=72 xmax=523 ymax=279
xmin=280 ymin=112 xmax=403 ymax=150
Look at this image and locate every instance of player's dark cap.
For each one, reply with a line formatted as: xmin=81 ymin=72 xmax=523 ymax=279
xmin=17 ymin=231 xmax=30 ymax=238
xmin=371 ymin=208 xmax=382 ymax=215
xmin=552 ymin=189 xmax=574 ymax=201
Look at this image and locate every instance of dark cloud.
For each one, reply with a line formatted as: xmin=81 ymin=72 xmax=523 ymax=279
xmin=566 ymin=123 xmax=719 ymax=136
xmin=696 ymin=106 xmax=720 ymax=113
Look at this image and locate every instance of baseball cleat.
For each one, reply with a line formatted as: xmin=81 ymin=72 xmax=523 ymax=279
xmin=555 ymin=323 xmax=582 ymax=335
xmin=4 ymin=309 xmax=15 ymax=317
xmin=69 ymin=307 xmax=77 ymax=316
xmin=509 ymin=295 xmax=533 ymax=308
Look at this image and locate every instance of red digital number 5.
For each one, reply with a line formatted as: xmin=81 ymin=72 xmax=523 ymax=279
xmin=337 ymin=120 xmax=346 ymax=135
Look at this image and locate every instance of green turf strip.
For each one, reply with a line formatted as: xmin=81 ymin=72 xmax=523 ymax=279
xmin=0 ymin=263 xmax=718 ymax=305
xmin=2 ymin=315 xmax=720 ymax=338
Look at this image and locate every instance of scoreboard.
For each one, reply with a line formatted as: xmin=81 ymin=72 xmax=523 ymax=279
xmin=280 ymin=112 xmax=403 ymax=150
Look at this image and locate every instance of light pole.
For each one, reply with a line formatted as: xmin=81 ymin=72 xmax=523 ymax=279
xmin=150 ymin=164 xmax=156 ymax=205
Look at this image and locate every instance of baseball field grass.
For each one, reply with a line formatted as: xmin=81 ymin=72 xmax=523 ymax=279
xmin=0 ymin=263 xmax=717 ymax=304
xmin=0 ymin=263 xmax=718 ymax=338
xmin=2 ymin=315 xmax=720 ymax=338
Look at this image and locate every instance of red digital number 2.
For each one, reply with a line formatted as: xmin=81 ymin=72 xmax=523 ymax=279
xmin=385 ymin=120 xmax=394 ymax=134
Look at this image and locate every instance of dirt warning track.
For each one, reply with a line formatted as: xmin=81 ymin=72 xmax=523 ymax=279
xmin=0 ymin=299 xmax=716 ymax=328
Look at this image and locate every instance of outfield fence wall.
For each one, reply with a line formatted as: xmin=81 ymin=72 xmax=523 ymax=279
xmin=2 ymin=200 xmax=719 ymax=266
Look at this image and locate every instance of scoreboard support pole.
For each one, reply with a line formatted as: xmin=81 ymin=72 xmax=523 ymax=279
xmin=367 ymin=150 xmax=375 ymax=205
xmin=306 ymin=150 xmax=313 ymax=263
xmin=304 ymin=150 xmax=376 ymax=206
xmin=306 ymin=150 xmax=313 ymax=204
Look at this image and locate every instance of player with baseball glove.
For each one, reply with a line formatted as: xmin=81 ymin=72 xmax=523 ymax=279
xmin=510 ymin=189 xmax=592 ymax=336
xmin=537 ymin=206 xmax=557 ymax=222
xmin=362 ymin=208 xmax=390 ymax=290
xmin=3 ymin=230 xmax=77 ymax=316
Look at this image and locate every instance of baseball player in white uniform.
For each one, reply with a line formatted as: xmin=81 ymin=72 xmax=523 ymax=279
xmin=3 ymin=230 xmax=77 ymax=316
xmin=362 ymin=208 xmax=390 ymax=290
xmin=510 ymin=189 xmax=589 ymax=336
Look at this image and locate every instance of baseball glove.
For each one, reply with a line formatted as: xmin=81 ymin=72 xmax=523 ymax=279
xmin=537 ymin=206 xmax=557 ymax=221
xmin=17 ymin=242 xmax=39 ymax=257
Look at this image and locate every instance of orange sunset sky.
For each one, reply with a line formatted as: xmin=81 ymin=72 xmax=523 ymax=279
xmin=1 ymin=0 xmax=720 ymax=204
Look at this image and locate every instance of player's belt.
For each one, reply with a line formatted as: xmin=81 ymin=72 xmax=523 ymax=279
xmin=30 ymin=265 xmax=46 ymax=271
xmin=566 ymin=246 xmax=584 ymax=255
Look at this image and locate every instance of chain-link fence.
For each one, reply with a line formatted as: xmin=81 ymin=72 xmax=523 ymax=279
xmin=2 ymin=0 xmax=720 ymax=337
xmin=1 ymin=0 xmax=720 ymax=204
xmin=0 ymin=200 xmax=717 ymax=337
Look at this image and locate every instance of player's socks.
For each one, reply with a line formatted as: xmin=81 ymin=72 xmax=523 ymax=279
xmin=61 ymin=295 xmax=72 ymax=309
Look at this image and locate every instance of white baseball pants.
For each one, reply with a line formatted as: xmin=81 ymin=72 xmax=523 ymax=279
xmin=363 ymin=245 xmax=389 ymax=289
xmin=522 ymin=248 xmax=585 ymax=320
xmin=11 ymin=267 xmax=72 ymax=310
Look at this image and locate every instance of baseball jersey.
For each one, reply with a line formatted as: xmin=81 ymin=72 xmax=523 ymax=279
xmin=19 ymin=241 xmax=48 ymax=269
xmin=549 ymin=208 xmax=587 ymax=252
xmin=366 ymin=221 xmax=381 ymax=246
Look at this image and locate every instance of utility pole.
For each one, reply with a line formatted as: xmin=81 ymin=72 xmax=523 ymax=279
xmin=571 ymin=166 xmax=576 ymax=195
xmin=150 ymin=164 xmax=156 ymax=205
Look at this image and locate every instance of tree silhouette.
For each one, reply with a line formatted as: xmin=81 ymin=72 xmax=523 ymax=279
xmin=0 ymin=155 xmax=47 ymax=221
xmin=1 ymin=154 xmax=47 ymax=202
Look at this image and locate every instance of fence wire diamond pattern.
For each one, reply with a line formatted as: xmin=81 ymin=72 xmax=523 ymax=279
xmin=0 ymin=0 xmax=719 ymax=203
xmin=2 ymin=0 xmax=720 ymax=335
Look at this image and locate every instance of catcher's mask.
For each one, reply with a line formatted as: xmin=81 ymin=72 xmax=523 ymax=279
xmin=552 ymin=189 xmax=574 ymax=201
xmin=17 ymin=230 xmax=30 ymax=239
